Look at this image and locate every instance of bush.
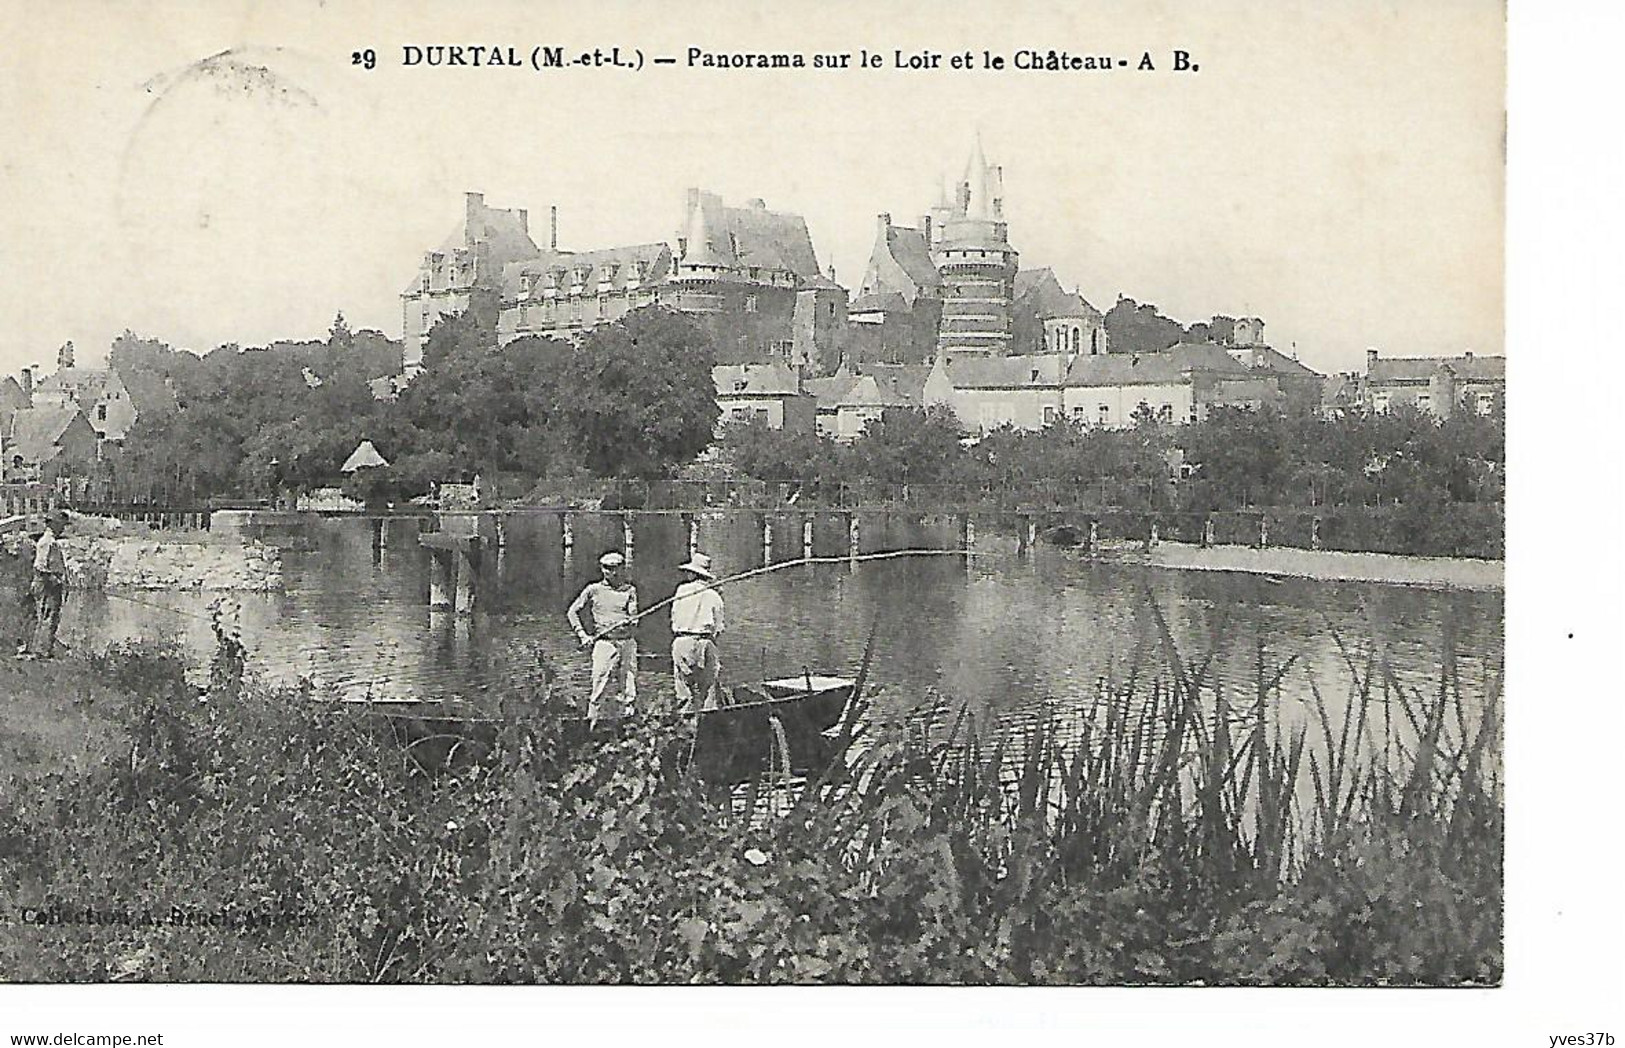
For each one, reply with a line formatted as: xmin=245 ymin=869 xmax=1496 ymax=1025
xmin=0 ymin=617 xmax=1501 ymax=984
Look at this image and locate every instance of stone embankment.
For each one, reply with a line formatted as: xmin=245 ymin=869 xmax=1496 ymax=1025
xmin=1 ymin=515 xmax=282 ymax=592
xmin=1100 ymin=540 xmax=1503 ymax=592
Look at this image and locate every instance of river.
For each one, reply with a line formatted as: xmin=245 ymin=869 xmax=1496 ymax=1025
xmin=57 ymin=513 xmax=1503 ymax=746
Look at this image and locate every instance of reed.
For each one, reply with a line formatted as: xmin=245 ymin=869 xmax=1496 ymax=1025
xmin=0 ymin=594 xmax=1501 ymax=985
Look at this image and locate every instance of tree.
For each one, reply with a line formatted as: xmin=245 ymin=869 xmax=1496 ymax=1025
xmin=844 ymin=406 xmax=966 ymax=488
xmin=328 ymin=311 xmax=354 ymax=351
xmin=553 ymin=307 xmax=719 ymax=479
xmin=1104 ymin=297 xmax=1187 ymax=356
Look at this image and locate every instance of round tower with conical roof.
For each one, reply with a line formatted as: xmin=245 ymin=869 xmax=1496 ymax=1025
xmin=932 ymin=137 xmax=1019 ymax=357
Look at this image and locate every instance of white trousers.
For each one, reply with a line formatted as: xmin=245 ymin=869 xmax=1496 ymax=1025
xmin=671 ymin=636 xmax=720 ymax=713
xmin=589 ymin=638 xmax=637 ymax=720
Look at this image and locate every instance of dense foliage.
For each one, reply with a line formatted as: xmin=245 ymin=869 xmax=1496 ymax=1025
xmin=106 ymin=306 xmax=719 ymax=506
xmin=714 ymin=399 xmax=1504 ymax=557
xmin=0 ymin=619 xmax=1500 ymax=985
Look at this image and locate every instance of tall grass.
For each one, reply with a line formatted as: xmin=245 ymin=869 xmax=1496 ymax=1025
xmin=0 ymin=597 xmax=1501 ymax=985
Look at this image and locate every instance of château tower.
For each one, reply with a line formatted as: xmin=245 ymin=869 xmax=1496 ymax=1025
xmin=932 ymin=137 xmax=1020 ymax=357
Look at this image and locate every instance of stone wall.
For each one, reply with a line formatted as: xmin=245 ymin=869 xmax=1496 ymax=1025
xmin=1 ymin=531 xmax=282 ymax=591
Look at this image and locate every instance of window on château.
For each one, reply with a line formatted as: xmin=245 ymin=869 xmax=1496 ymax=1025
xmin=745 ymin=294 xmax=758 ymax=313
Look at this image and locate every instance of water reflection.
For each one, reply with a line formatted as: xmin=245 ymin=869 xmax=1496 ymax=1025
xmin=60 ymin=515 xmax=1503 ymax=733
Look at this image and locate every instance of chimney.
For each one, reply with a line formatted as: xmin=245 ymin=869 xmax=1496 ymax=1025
xmin=549 ymin=205 xmax=558 ymax=251
xmin=1366 ymin=348 xmax=1378 ymax=372
xmin=876 ymin=212 xmax=891 ymax=237
xmin=20 ymin=367 xmax=33 ymax=397
xmin=921 ymin=214 xmax=932 ymax=242
xmin=1464 ymin=350 xmax=1474 ymax=361
xmin=517 ymin=208 xmax=529 ymax=234
xmin=464 ymin=192 xmax=484 ymax=243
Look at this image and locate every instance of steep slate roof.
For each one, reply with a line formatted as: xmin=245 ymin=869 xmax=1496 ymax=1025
xmin=1163 ymin=342 xmax=1258 ymax=372
xmin=848 ymin=291 xmax=911 ymax=315
xmin=713 ymin=362 xmax=803 ymax=397
xmin=828 ymin=374 xmax=915 ymax=410
xmin=1014 ymin=268 xmax=1099 ymax=320
xmin=864 ymin=363 xmax=931 ymax=405
xmin=440 ymin=199 xmax=539 ymax=266
xmin=1246 ymin=345 xmax=1322 ymax=377
xmin=114 ymin=365 xmax=178 ymax=418
xmin=1066 ymin=345 xmax=1251 ymax=387
xmin=1369 ymin=354 xmax=1505 ymax=383
xmin=33 ymin=368 xmax=116 ymax=413
xmin=5 ymin=405 xmax=85 ymax=466
xmin=946 ymin=353 xmax=1072 ymax=388
xmin=681 ymin=191 xmax=826 ymax=283
xmin=888 ymin=227 xmax=940 ymax=290
xmin=803 ymin=369 xmax=860 ymax=405
xmin=0 ymin=376 xmax=29 ymax=431
xmin=503 ymin=244 xmax=672 ymax=299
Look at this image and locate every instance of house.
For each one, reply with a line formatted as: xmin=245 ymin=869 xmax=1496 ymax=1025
xmin=1321 ymin=373 xmax=1365 ymax=417
xmin=1364 ymin=349 xmax=1504 ymax=419
xmin=1 ymin=405 xmax=99 ymax=483
xmin=804 ymin=366 xmax=921 ymax=441
xmin=1212 ymin=319 xmax=1325 ymax=411
xmin=712 ymin=362 xmax=816 ymax=434
xmin=924 ymin=353 xmax=1071 ymax=432
xmin=28 ymin=356 xmax=178 ymax=444
xmin=1063 ymin=343 xmax=1275 ymax=429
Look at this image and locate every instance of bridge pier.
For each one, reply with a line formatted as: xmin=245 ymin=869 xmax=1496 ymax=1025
xmin=455 ymin=547 xmax=480 ymax=614
xmin=847 ymin=513 xmax=860 ymax=562
xmin=685 ymin=513 xmax=700 ymax=559
xmin=802 ymin=516 xmax=814 ymax=562
xmin=561 ymin=512 xmax=574 ymax=557
xmin=622 ymin=515 xmax=635 ymax=565
xmin=422 ymin=532 xmax=484 ymax=615
xmin=1087 ymin=520 xmax=1099 ymax=556
xmin=428 ymin=549 xmax=453 ymax=609
xmin=761 ymin=513 xmax=773 ymax=565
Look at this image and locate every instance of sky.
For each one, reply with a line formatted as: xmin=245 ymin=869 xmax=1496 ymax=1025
xmin=0 ymin=0 xmax=1505 ymax=378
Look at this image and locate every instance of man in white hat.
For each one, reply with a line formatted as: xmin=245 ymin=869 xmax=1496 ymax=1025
xmin=670 ymin=552 xmax=724 ymax=712
xmin=566 ymin=550 xmax=639 ymax=722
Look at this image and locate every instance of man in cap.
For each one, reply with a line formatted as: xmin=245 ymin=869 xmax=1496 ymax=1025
xmin=670 ymin=552 xmax=725 ymax=712
xmin=23 ymin=510 xmax=69 ymax=659
xmin=566 ymin=550 xmax=639 ymax=723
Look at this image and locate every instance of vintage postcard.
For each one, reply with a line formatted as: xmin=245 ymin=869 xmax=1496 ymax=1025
xmin=0 ymin=0 xmax=1585 ymax=1041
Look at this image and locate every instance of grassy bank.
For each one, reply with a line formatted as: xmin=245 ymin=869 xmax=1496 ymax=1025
xmin=0 ymin=604 xmax=1501 ymax=985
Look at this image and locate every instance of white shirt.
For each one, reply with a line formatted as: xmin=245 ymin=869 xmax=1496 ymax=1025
xmin=34 ymin=529 xmax=66 ymax=576
xmin=670 ymin=580 xmax=724 ymax=636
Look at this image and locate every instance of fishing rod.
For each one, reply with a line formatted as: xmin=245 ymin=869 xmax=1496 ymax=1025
xmin=580 ymin=545 xmax=983 ymax=643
